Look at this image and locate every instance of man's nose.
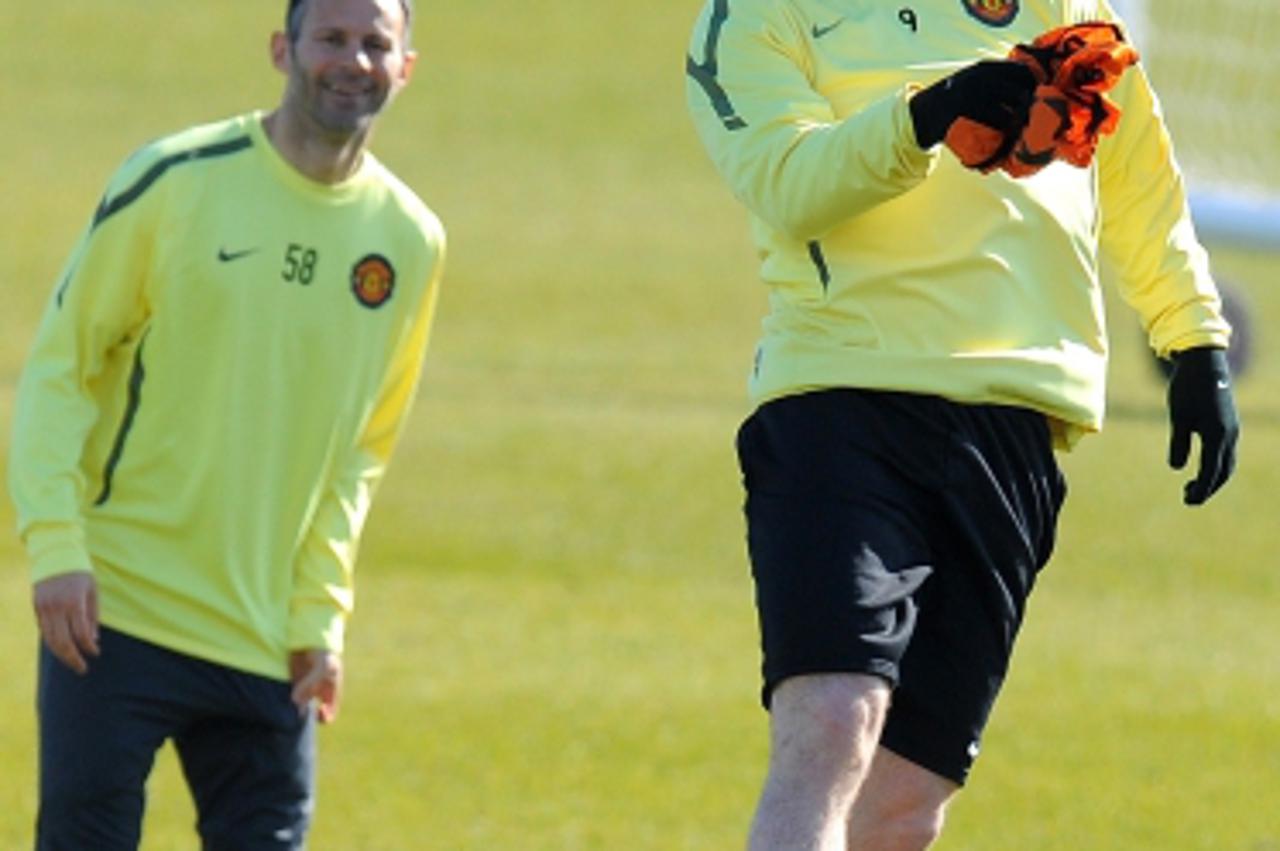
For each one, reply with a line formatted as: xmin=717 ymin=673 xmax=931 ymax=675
xmin=340 ymin=44 xmax=374 ymax=72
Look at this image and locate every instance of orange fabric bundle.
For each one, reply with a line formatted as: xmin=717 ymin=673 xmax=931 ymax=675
xmin=946 ymin=22 xmax=1140 ymax=178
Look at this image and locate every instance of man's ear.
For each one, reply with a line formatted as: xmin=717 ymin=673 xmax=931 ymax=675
xmin=397 ymin=49 xmax=419 ymax=87
xmin=270 ymin=31 xmax=291 ymax=74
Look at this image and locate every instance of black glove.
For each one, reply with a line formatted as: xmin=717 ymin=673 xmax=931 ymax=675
xmin=909 ymin=60 xmax=1038 ymax=149
xmin=1166 ymin=346 xmax=1240 ymax=505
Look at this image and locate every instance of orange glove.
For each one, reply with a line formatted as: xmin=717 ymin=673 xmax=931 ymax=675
xmin=945 ymin=22 xmax=1139 ymax=178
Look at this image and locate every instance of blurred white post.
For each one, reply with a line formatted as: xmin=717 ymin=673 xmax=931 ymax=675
xmin=1110 ymin=0 xmax=1280 ymax=250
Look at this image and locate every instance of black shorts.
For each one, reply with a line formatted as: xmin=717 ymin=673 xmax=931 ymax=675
xmin=736 ymin=388 xmax=1066 ymax=784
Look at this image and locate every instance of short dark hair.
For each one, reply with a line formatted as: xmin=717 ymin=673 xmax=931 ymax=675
xmin=285 ymin=0 xmax=414 ymax=46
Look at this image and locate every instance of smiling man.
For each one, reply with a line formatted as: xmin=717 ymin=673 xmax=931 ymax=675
xmin=9 ymin=1 xmax=444 ymax=848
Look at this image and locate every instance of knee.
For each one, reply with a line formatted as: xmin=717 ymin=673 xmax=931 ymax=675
xmin=40 ymin=755 xmax=122 ymax=815
xmin=855 ymin=808 xmax=947 ymax=844
xmin=196 ymin=796 xmax=313 ymax=851
xmin=771 ymin=674 xmax=890 ymax=759
xmin=37 ymin=782 xmax=145 ymax=851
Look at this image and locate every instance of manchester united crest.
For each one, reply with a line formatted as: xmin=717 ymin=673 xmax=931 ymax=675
xmin=351 ymin=254 xmax=395 ymax=309
xmin=962 ymin=0 xmax=1018 ymax=27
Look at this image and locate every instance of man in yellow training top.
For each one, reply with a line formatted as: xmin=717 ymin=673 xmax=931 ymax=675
xmin=686 ymin=0 xmax=1238 ymax=847
xmin=9 ymin=0 xmax=444 ymax=847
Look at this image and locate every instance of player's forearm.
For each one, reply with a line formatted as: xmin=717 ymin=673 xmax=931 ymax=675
xmin=286 ymin=456 xmax=379 ymax=653
xmin=288 ymin=591 xmax=350 ymax=654
xmin=1098 ymin=70 xmax=1230 ymax=355
xmin=288 ymin=527 xmax=357 ymax=652
xmin=700 ymin=90 xmax=936 ymax=241
xmin=283 ymin=305 xmax=430 ymax=651
xmin=9 ymin=358 xmax=102 ymax=581
xmin=18 ymin=523 xmax=94 ymax=584
xmin=686 ymin=0 xmax=938 ymax=242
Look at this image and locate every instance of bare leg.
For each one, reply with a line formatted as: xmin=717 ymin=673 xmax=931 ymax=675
xmin=747 ymin=673 xmax=891 ymax=851
xmin=847 ymin=747 xmax=958 ymax=851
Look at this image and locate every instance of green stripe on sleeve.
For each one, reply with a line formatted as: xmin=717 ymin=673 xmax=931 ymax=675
xmin=56 ymin=135 xmax=254 ymax=308
xmin=92 ymin=136 xmax=253 ymax=229
xmin=687 ymin=0 xmax=747 ymax=131
xmin=94 ymin=331 xmax=149 ymax=507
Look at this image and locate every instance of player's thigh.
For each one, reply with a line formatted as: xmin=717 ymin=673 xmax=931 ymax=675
xmin=37 ymin=628 xmax=180 ymax=850
xmin=769 ymin=673 xmax=893 ymax=760
xmin=737 ymin=390 xmax=941 ymax=707
xmin=174 ymin=671 xmax=315 ymax=851
xmin=880 ymin=402 xmax=1065 ymax=785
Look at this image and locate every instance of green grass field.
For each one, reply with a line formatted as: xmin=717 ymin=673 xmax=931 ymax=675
xmin=2 ymin=3 xmax=1277 ymax=848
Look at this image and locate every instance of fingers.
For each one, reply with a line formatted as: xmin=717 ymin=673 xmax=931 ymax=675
xmin=965 ymin=100 xmax=1025 ymax=136
xmin=87 ymin=585 xmax=100 ymax=631
xmin=1166 ymin=347 xmax=1239 ymax=505
xmin=316 ymin=677 xmax=341 ymax=724
xmin=959 ymin=78 xmax=1036 ymax=133
xmin=1183 ymin=443 xmax=1220 ymax=505
xmin=70 ymin=586 xmax=101 ymax=661
xmin=292 ymin=674 xmax=340 ymax=723
xmin=290 ymin=666 xmax=323 ymax=714
xmin=975 ymin=61 xmax=1038 ymax=106
xmin=289 ymin=650 xmax=342 ymax=724
xmin=1001 ymin=61 xmax=1038 ymax=90
xmin=1184 ymin=428 xmax=1238 ymax=506
xmin=971 ymin=59 xmax=1037 ymax=90
xmin=1167 ymin=423 xmax=1191 ymax=470
xmin=37 ymin=610 xmax=90 ymax=675
xmin=33 ymin=573 xmax=100 ymax=675
xmin=38 ymin=610 xmax=99 ymax=674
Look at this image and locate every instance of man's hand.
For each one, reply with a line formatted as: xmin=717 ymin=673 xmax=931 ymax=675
xmin=289 ymin=648 xmax=343 ymax=724
xmin=33 ymin=572 xmax=100 ymax=674
xmin=909 ymin=60 xmax=1038 ymax=149
xmin=1167 ymin=346 xmax=1240 ymax=505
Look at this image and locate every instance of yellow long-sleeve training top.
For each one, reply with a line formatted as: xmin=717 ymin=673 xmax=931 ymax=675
xmin=9 ymin=112 xmax=446 ymax=680
xmin=685 ymin=0 xmax=1229 ymax=446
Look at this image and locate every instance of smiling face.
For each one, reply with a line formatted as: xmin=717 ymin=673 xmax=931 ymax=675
xmin=273 ymin=0 xmax=415 ymax=142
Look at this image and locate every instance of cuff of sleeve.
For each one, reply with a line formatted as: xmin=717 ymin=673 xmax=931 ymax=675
xmin=289 ymin=605 xmax=347 ymax=654
xmin=23 ymin=523 xmax=94 ymax=583
xmin=898 ymin=85 xmax=943 ymax=164
xmin=1156 ymin=329 xmax=1231 ymax=360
